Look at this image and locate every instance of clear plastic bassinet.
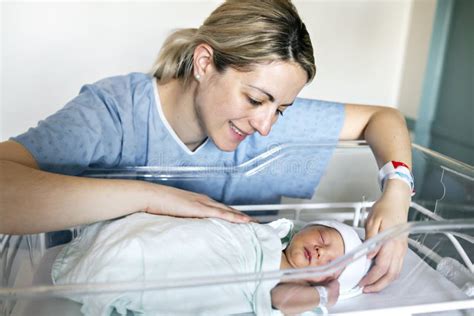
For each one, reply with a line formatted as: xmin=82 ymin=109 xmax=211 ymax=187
xmin=1 ymin=142 xmax=473 ymax=315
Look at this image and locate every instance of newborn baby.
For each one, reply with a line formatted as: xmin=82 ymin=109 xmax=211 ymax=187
xmin=274 ymin=220 xmax=372 ymax=314
xmin=282 ymin=220 xmax=371 ymax=289
xmin=52 ymin=214 xmax=370 ymax=316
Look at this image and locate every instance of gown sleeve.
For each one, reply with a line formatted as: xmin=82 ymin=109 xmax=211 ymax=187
xmin=11 ymin=81 xmax=126 ymax=175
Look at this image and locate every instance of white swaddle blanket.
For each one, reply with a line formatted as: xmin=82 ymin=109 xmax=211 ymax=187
xmin=51 ymin=213 xmax=283 ymax=316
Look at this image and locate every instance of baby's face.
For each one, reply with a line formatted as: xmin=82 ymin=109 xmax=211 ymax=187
xmin=285 ymin=225 xmax=344 ymax=280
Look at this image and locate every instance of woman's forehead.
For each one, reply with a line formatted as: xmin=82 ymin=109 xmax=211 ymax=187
xmin=231 ymin=62 xmax=307 ymax=102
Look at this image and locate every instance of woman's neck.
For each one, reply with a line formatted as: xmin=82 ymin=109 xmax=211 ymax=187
xmin=156 ymin=79 xmax=207 ymax=151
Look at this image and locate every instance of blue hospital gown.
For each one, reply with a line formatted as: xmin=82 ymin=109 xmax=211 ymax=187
xmin=12 ymin=73 xmax=344 ymax=204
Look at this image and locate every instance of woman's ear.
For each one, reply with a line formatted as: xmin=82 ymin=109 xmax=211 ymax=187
xmin=193 ymin=44 xmax=214 ymax=80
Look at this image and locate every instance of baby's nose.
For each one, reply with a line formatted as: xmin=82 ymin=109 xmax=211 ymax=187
xmin=315 ymin=247 xmax=329 ymax=263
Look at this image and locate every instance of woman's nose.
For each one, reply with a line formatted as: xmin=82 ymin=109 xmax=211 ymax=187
xmin=249 ymin=106 xmax=277 ymax=136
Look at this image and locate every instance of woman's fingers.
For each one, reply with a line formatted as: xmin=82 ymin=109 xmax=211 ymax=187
xmin=366 ymin=245 xmax=381 ymax=260
xmin=200 ymin=199 xmax=253 ymax=223
xmin=362 ymin=256 xmax=401 ymax=293
xmin=208 ymin=207 xmax=253 ymax=223
xmin=365 ymin=215 xmax=382 ymax=259
xmin=365 ymin=213 xmax=382 ymax=239
xmin=147 ymin=185 xmax=254 ymax=223
xmin=359 ymin=239 xmax=405 ymax=293
xmin=359 ymin=245 xmax=391 ymax=292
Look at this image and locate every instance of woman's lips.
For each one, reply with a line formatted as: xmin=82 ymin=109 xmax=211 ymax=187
xmin=229 ymin=121 xmax=247 ymax=141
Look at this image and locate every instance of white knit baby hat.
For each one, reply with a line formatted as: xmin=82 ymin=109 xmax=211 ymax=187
xmin=304 ymin=220 xmax=372 ymax=293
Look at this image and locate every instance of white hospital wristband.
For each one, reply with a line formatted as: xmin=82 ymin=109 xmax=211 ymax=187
xmin=314 ymin=285 xmax=328 ymax=307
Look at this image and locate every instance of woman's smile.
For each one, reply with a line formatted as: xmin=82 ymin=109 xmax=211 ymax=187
xmin=229 ymin=121 xmax=248 ymax=142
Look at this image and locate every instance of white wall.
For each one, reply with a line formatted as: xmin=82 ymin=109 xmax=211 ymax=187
xmin=396 ymin=0 xmax=436 ymax=120
xmin=1 ymin=0 xmax=434 ymax=141
xmin=0 ymin=2 xmax=4 ymax=142
xmin=296 ymin=0 xmax=412 ymax=105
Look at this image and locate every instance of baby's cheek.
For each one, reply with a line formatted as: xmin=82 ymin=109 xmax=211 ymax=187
xmin=294 ymin=250 xmax=307 ymax=268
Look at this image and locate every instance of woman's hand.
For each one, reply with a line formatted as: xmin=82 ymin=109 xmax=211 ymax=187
xmin=339 ymin=104 xmax=413 ymax=293
xmin=143 ymin=183 xmax=253 ymax=223
xmin=359 ymin=179 xmax=411 ymax=293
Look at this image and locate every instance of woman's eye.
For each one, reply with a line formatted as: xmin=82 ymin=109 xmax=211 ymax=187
xmin=248 ymin=97 xmax=263 ymax=106
xmin=276 ymin=109 xmax=284 ymax=116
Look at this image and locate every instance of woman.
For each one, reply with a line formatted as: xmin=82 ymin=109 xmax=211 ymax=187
xmin=0 ymin=0 xmax=412 ymax=293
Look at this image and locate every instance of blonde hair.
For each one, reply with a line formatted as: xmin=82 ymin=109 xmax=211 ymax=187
xmin=152 ymin=0 xmax=316 ymax=87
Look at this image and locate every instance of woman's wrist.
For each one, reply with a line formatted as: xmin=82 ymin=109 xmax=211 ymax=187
xmin=90 ymin=178 xmax=158 ymax=218
xmin=139 ymin=181 xmax=167 ymax=213
xmin=382 ymin=179 xmax=412 ymax=198
xmin=379 ymin=179 xmax=412 ymax=217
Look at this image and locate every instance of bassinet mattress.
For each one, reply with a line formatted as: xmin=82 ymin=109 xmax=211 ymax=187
xmin=329 ymin=246 xmax=468 ymax=315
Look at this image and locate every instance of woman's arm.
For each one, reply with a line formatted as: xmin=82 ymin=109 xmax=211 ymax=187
xmin=0 ymin=141 xmax=251 ymax=235
xmin=339 ymin=104 xmax=411 ymax=166
xmin=339 ymin=104 xmax=412 ymax=292
xmin=271 ymin=280 xmax=339 ymax=314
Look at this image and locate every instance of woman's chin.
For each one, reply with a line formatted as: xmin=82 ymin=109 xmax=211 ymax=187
xmin=213 ymin=138 xmax=240 ymax=152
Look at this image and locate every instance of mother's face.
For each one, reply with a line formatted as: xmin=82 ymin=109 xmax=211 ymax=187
xmin=193 ymin=61 xmax=307 ymax=152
